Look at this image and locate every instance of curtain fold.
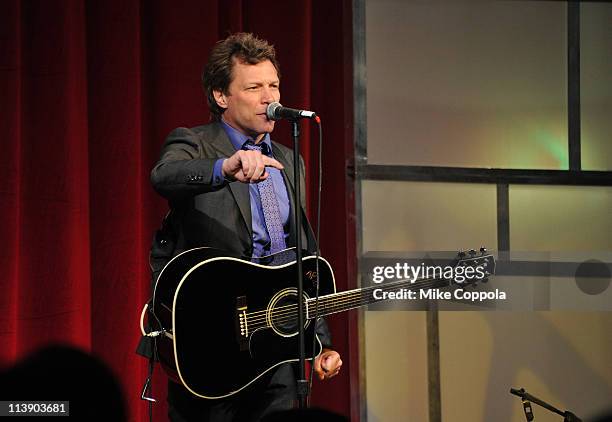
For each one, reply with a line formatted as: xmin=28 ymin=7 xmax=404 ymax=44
xmin=86 ymin=2 xmax=148 ymax=419
xmin=0 ymin=0 xmax=92 ymax=357
xmin=0 ymin=1 xmax=353 ymax=420
xmin=0 ymin=0 xmax=22 ymax=364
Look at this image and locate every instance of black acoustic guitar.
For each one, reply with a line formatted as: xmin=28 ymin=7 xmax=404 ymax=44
xmin=147 ymin=247 xmax=495 ymax=399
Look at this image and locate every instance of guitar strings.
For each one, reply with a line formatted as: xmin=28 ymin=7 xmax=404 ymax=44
xmin=244 ymin=277 xmax=453 ymax=330
xmin=247 ymin=275 xmax=446 ymax=320
xmin=274 ymin=259 xmax=491 ymax=319
xmin=244 ymin=256 xmax=491 ymax=325
xmin=246 ymin=277 xmax=450 ymax=330
xmin=245 ymin=276 xmax=447 ymax=327
xmin=244 ymin=259 xmax=492 ymax=330
xmin=245 ymin=287 xmax=359 ymax=318
xmin=244 ymin=276 xmax=420 ymax=323
xmin=245 ymin=274 xmax=440 ymax=319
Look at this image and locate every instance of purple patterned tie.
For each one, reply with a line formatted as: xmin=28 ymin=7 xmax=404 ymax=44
xmin=242 ymin=141 xmax=287 ymax=254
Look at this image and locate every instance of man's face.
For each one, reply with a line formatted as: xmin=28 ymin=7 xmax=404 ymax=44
xmin=214 ymin=59 xmax=280 ymax=141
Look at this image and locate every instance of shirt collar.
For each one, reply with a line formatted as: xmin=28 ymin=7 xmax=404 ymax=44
xmin=220 ymin=120 xmax=272 ymax=156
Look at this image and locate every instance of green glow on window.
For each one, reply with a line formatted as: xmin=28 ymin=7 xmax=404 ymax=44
xmin=532 ymin=128 xmax=568 ymax=170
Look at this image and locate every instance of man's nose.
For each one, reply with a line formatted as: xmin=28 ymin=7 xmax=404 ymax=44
xmin=261 ymin=86 xmax=277 ymax=103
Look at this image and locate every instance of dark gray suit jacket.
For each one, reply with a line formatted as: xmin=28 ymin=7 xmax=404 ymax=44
xmin=139 ymin=122 xmax=332 ymax=358
xmin=151 ymin=122 xmax=317 ymax=258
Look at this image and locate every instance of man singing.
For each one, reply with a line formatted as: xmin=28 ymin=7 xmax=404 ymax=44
xmin=149 ymin=33 xmax=342 ymax=421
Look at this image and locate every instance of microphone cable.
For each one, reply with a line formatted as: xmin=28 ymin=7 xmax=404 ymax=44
xmin=308 ymin=115 xmax=324 ymax=398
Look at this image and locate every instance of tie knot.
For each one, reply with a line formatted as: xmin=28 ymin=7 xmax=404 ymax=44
xmin=242 ymin=140 xmax=271 ymax=155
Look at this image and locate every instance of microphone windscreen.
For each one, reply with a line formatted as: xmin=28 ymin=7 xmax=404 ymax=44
xmin=266 ymin=102 xmax=283 ymax=121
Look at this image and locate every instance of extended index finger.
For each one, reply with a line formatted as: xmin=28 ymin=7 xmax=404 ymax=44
xmin=262 ymin=156 xmax=284 ymax=170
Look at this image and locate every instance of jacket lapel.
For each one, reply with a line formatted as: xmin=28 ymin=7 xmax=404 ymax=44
xmin=228 ymin=183 xmax=252 ymax=238
xmin=272 ymin=143 xmax=296 ymax=195
xmin=206 ymin=123 xmax=252 ymax=238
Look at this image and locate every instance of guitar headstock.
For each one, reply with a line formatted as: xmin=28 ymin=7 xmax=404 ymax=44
xmin=452 ymin=247 xmax=496 ymax=286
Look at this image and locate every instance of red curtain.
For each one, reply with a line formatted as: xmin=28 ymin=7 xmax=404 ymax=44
xmin=0 ymin=1 xmax=355 ymax=421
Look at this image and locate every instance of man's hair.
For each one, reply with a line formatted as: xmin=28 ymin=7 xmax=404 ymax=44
xmin=202 ymin=33 xmax=280 ymax=121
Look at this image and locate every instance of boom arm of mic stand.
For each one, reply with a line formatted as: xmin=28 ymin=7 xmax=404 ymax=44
xmin=510 ymin=388 xmax=582 ymax=422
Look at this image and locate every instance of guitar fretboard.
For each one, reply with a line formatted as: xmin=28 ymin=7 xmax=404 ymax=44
xmin=305 ymin=275 xmax=452 ymax=318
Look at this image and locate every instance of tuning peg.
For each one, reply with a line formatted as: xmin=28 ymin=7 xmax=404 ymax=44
xmin=480 ymin=247 xmax=487 ymax=255
xmin=469 ymin=249 xmax=476 ymax=257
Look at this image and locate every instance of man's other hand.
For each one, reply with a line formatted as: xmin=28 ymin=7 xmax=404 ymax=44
xmin=314 ymin=349 xmax=342 ymax=381
xmin=222 ymin=150 xmax=284 ymax=183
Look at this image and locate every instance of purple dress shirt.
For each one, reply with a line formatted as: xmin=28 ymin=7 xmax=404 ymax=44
xmin=211 ymin=121 xmax=290 ymax=258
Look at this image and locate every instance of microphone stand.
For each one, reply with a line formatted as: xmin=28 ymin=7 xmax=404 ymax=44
xmin=510 ymin=388 xmax=582 ymax=422
xmin=291 ymin=119 xmax=309 ymax=408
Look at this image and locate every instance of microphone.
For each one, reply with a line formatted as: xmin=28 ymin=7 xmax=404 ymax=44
xmin=266 ymin=102 xmax=316 ymax=121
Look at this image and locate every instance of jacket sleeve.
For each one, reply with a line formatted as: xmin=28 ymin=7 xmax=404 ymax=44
xmin=315 ymin=317 xmax=333 ymax=349
xmin=150 ymin=127 xmax=223 ymax=201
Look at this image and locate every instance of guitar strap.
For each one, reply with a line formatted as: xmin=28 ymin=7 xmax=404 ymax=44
xmin=138 ymin=209 xmax=178 ymax=412
xmin=149 ymin=209 xmax=178 ymax=290
xmin=136 ymin=209 xmax=177 ymax=361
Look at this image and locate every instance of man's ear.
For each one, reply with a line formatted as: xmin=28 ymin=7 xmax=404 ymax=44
xmin=212 ymin=89 xmax=228 ymax=109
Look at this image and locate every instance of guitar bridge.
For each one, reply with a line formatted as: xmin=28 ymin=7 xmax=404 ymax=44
xmin=235 ymin=296 xmax=249 ymax=351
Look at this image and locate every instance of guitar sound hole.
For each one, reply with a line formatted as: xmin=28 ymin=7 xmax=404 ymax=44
xmin=268 ymin=289 xmax=308 ymax=337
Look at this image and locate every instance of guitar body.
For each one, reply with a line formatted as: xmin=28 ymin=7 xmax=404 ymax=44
xmin=151 ymin=248 xmax=336 ymax=399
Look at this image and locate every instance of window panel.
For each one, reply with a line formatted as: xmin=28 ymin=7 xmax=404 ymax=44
xmin=361 ymin=180 xmax=497 ymax=253
xmin=581 ymin=3 xmax=612 ymax=171
xmin=510 ymin=185 xmax=612 ymax=251
xmin=366 ymin=0 xmax=567 ymax=169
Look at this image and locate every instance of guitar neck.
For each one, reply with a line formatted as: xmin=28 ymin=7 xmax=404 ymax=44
xmin=305 ymin=276 xmax=451 ymax=318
